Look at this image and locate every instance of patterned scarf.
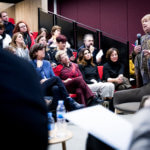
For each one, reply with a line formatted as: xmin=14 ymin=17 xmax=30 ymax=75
xmin=135 ymin=33 xmax=150 ymax=85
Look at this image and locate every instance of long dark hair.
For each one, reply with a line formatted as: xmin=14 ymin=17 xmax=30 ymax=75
xmin=77 ymin=48 xmax=95 ymax=66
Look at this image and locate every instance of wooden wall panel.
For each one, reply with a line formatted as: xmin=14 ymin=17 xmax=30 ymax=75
xmin=15 ymin=0 xmax=41 ymax=32
xmin=5 ymin=5 xmax=15 ymax=22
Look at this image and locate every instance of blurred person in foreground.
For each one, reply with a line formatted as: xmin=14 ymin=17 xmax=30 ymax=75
xmin=0 ymin=47 xmax=48 ymax=150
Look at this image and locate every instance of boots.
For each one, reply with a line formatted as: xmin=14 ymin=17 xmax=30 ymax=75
xmin=66 ymin=97 xmax=85 ymax=111
xmin=87 ymin=96 xmax=104 ymax=106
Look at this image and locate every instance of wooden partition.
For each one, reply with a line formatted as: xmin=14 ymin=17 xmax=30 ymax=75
xmin=4 ymin=0 xmax=48 ymax=32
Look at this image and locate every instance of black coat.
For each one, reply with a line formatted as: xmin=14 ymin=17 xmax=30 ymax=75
xmin=0 ymin=49 xmax=48 ymax=150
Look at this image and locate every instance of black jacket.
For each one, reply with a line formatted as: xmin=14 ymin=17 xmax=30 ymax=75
xmin=0 ymin=49 xmax=48 ymax=150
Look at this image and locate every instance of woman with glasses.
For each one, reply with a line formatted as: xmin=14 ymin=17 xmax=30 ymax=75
xmin=13 ymin=21 xmax=35 ymax=50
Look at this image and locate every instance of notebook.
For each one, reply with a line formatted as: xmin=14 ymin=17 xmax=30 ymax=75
xmin=65 ymin=105 xmax=133 ymax=150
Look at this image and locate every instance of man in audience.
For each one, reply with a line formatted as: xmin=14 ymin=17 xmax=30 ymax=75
xmin=0 ymin=11 xmax=14 ymax=37
xmin=0 ymin=48 xmax=48 ymax=150
xmin=78 ymin=34 xmax=103 ymax=65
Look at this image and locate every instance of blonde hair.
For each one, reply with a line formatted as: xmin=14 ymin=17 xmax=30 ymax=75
xmin=51 ymin=25 xmax=61 ymax=35
xmin=141 ymin=14 xmax=150 ymax=23
xmin=10 ymin=32 xmax=27 ymax=49
xmin=55 ymin=50 xmax=66 ymax=62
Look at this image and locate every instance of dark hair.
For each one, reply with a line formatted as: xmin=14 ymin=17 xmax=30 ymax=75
xmin=56 ymin=34 xmax=67 ymax=43
xmin=77 ymin=48 xmax=95 ymax=66
xmin=36 ymin=35 xmax=45 ymax=43
xmin=30 ymin=43 xmax=45 ymax=59
xmin=38 ymin=27 xmax=49 ymax=39
xmin=106 ymin=47 xmax=119 ymax=61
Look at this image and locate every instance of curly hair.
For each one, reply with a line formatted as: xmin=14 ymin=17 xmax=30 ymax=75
xmin=13 ymin=21 xmax=30 ymax=34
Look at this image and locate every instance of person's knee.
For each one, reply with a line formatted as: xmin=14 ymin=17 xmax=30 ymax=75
xmin=51 ymin=85 xmax=59 ymax=92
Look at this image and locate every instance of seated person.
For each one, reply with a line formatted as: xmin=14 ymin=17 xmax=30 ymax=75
xmin=9 ymin=32 xmax=30 ymax=61
xmin=29 ymin=43 xmax=83 ymax=112
xmin=78 ymin=48 xmax=115 ymax=101
xmin=129 ymin=54 xmax=135 ymax=77
xmin=0 ymin=48 xmax=48 ymax=150
xmin=37 ymin=27 xmax=49 ymax=41
xmin=78 ymin=34 xmax=103 ymax=65
xmin=51 ymin=34 xmax=76 ymax=65
xmin=36 ymin=35 xmax=56 ymax=67
xmin=0 ymin=11 xmax=14 ymax=37
xmin=0 ymin=22 xmax=12 ymax=49
xmin=103 ymin=47 xmax=131 ymax=90
xmin=55 ymin=50 xmax=102 ymax=106
xmin=13 ymin=21 xmax=35 ymax=50
xmin=48 ymin=25 xmax=70 ymax=48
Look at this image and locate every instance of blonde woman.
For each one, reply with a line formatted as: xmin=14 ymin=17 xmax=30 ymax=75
xmin=9 ymin=32 xmax=30 ymax=61
xmin=48 ymin=25 xmax=70 ymax=48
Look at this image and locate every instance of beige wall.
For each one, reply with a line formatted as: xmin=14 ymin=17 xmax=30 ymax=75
xmin=4 ymin=0 xmax=48 ymax=32
xmin=5 ymin=5 xmax=15 ymax=22
xmin=15 ymin=0 xmax=41 ymax=32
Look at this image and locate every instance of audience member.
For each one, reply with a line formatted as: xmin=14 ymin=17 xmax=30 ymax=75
xmin=30 ymin=43 xmax=84 ymax=112
xmin=48 ymin=25 xmax=70 ymax=49
xmin=37 ymin=27 xmax=49 ymax=40
xmin=0 ymin=22 xmax=11 ymax=49
xmin=36 ymin=35 xmax=55 ymax=66
xmin=13 ymin=21 xmax=35 ymax=49
xmin=129 ymin=54 xmax=135 ymax=76
xmin=132 ymin=14 xmax=150 ymax=88
xmin=78 ymin=48 xmax=115 ymax=101
xmin=78 ymin=34 xmax=103 ymax=65
xmin=103 ymin=47 xmax=131 ymax=90
xmin=9 ymin=32 xmax=30 ymax=61
xmin=0 ymin=11 xmax=14 ymax=37
xmin=55 ymin=50 xmax=102 ymax=106
xmin=0 ymin=48 xmax=48 ymax=150
xmin=52 ymin=34 xmax=75 ymax=65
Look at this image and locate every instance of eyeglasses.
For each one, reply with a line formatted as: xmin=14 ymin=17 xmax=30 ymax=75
xmin=19 ymin=25 xmax=26 ymax=28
